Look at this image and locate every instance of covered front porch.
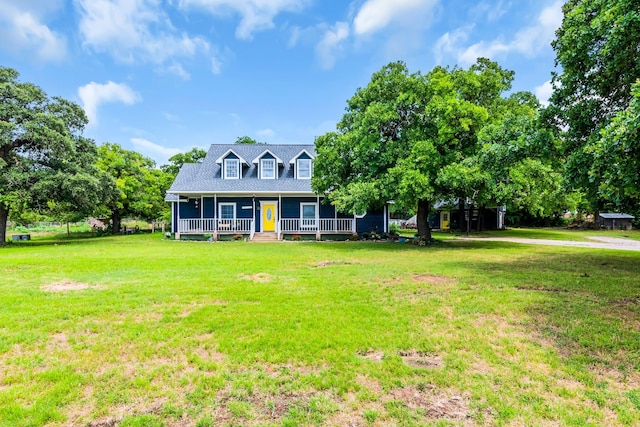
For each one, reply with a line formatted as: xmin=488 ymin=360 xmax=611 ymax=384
xmin=169 ymin=193 xmax=364 ymax=241
xmin=176 ymin=217 xmax=355 ymax=240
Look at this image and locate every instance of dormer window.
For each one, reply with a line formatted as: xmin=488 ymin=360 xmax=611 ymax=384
xmin=297 ymin=158 xmax=312 ymax=179
xmin=252 ymin=150 xmax=283 ymax=179
xmin=261 ymin=158 xmax=276 ymax=179
xmin=224 ymin=158 xmax=240 ymax=179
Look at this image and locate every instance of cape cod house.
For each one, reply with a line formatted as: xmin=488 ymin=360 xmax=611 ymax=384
xmin=165 ymin=144 xmax=389 ymax=241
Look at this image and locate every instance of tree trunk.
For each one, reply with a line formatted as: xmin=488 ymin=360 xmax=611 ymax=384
xmin=476 ymin=206 xmax=485 ymax=232
xmin=467 ymin=201 xmax=474 ymax=236
xmin=457 ymin=198 xmax=465 ymax=231
xmin=112 ymin=209 xmax=121 ymax=235
xmin=416 ymin=199 xmax=432 ymax=240
xmin=0 ymin=204 xmax=8 ymax=246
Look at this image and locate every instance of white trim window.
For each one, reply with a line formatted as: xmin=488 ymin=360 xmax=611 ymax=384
xmin=300 ymin=202 xmax=317 ymax=229
xmin=224 ymin=158 xmax=240 ymax=179
xmin=296 ymin=158 xmax=312 ymax=179
xmin=219 ymin=203 xmax=236 ymax=220
xmin=260 ymin=158 xmax=276 ymax=179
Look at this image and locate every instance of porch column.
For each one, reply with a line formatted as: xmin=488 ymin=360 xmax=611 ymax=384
xmin=316 ymin=195 xmax=321 ymax=240
xmin=213 ymin=194 xmax=218 ymax=241
xmin=278 ymin=193 xmax=282 ymax=240
xmin=200 ymin=195 xmax=204 ymax=231
xmin=352 ymin=214 xmax=356 ymax=233
xmin=384 ymin=204 xmax=388 ymax=233
xmin=334 ymin=199 xmax=337 ymax=233
xmin=175 ymin=195 xmax=181 ymax=240
xmin=252 ymin=196 xmax=256 ymax=239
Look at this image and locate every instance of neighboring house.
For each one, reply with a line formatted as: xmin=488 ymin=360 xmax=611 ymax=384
xmin=599 ymin=213 xmax=634 ymax=230
xmin=405 ymin=202 xmax=506 ymax=231
xmin=165 ymin=144 xmax=389 ymax=240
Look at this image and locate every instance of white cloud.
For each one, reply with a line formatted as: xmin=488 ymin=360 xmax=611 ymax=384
xmin=178 ymin=0 xmax=309 ymax=39
xmin=534 ymin=79 xmax=553 ymax=107
xmin=210 ymin=46 xmax=234 ymax=75
xmin=454 ymin=0 xmax=563 ymax=65
xmin=470 ymin=1 xmax=511 ymax=23
xmin=78 ymin=81 xmax=141 ymax=125
xmin=288 ymin=26 xmax=302 ymax=48
xmin=0 ymin=1 xmax=67 ymax=62
xmin=434 ymin=26 xmax=472 ymax=64
xmin=256 ymin=128 xmax=276 ymax=138
xmin=163 ymin=112 xmax=180 ymax=121
xmin=75 ymin=0 xmax=209 ymax=66
xmin=353 ymin=0 xmax=439 ymax=36
xmin=131 ymin=138 xmax=182 ymax=165
xmin=315 ymin=22 xmax=350 ymax=70
xmin=165 ymin=63 xmax=191 ymax=80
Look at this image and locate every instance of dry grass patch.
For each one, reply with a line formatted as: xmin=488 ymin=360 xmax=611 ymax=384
xmin=86 ymin=398 xmax=167 ymax=427
xmin=240 ymin=273 xmax=273 ymax=282
xmin=382 ymin=386 xmax=470 ymax=422
xmin=314 ymin=260 xmax=356 ymax=268
xmin=358 ymin=349 xmax=385 ymax=362
xmin=47 ymin=332 xmax=71 ymax=352
xmin=399 ymin=350 xmax=443 ymax=369
xmin=356 ymin=374 xmax=384 ymax=395
xmin=40 ymin=280 xmax=101 ymax=292
xmin=411 ymin=274 xmax=452 ymax=284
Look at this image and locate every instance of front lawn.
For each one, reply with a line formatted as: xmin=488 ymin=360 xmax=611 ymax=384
xmin=1 ymin=234 xmax=639 ymax=426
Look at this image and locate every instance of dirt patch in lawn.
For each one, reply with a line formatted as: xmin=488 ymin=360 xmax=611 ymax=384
xmin=356 ymin=374 xmax=384 ymax=395
xmin=47 ymin=332 xmax=71 ymax=352
xmin=382 ymin=386 xmax=470 ymax=422
xmin=411 ymin=275 xmax=452 ymax=284
xmin=41 ymin=280 xmax=101 ymax=292
xmin=384 ymin=275 xmax=455 ymax=287
xmin=87 ymin=398 xmax=167 ymax=427
xmin=315 ymin=260 xmax=355 ymax=268
xmin=240 ymin=273 xmax=273 ymax=283
xmin=358 ymin=349 xmax=385 ymax=362
xmin=211 ymin=386 xmax=325 ymax=423
xmin=399 ymin=350 xmax=443 ymax=368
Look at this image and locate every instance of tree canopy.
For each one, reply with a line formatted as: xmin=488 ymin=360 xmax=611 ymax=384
xmin=160 ymin=147 xmax=207 ymax=177
xmin=313 ymin=59 xmax=520 ymax=239
xmin=234 ymin=136 xmax=264 ymax=145
xmin=95 ymin=143 xmax=166 ymax=234
xmin=549 ymin=0 xmax=640 ymax=212
xmin=0 ymin=67 xmax=104 ymax=244
xmin=589 ymin=80 xmax=640 ymax=214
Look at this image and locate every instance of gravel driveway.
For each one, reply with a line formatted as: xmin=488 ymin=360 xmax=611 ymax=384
xmin=457 ymin=236 xmax=640 ymax=251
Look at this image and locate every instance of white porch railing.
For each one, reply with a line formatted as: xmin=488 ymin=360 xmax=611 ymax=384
xmin=280 ymin=218 xmax=354 ymax=233
xmin=319 ymin=219 xmax=354 ymax=232
xmin=178 ymin=219 xmax=253 ymax=234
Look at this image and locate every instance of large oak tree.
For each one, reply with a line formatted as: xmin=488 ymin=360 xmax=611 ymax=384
xmin=312 ymin=59 xmax=514 ymax=239
xmin=0 ymin=67 xmax=104 ymax=244
xmin=96 ymin=143 xmax=167 ymax=234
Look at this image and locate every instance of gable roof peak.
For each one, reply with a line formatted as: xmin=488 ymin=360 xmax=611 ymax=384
xmin=214 ymin=148 xmax=249 ymax=165
xmin=289 ymin=148 xmax=315 ymax=164
xmin=251 ymin=148 xmax=284 ymax=164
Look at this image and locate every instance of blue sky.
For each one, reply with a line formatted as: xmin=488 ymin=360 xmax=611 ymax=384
xmin=0 ymin=0 xmax=563 ymax=166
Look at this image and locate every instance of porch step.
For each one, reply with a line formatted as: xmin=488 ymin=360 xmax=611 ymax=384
xmin=251 ymin=232 xmax=280 ymax=242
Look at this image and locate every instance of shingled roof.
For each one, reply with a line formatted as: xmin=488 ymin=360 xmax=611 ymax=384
xmin=166 ymin=144 xmax=316 ymax=196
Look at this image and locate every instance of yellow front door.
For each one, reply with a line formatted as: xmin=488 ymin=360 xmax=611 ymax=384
xmin=262 ymin=203 xmax=276 ymax=232
xmin=441 ymin=211 xmax=450 ymax=230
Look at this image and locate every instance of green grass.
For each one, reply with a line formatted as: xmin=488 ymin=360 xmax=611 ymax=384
xmin=428 ymin=227 xmax=640 ymax=242
xmin=1 ymin=233 xmax=639 ymax=426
